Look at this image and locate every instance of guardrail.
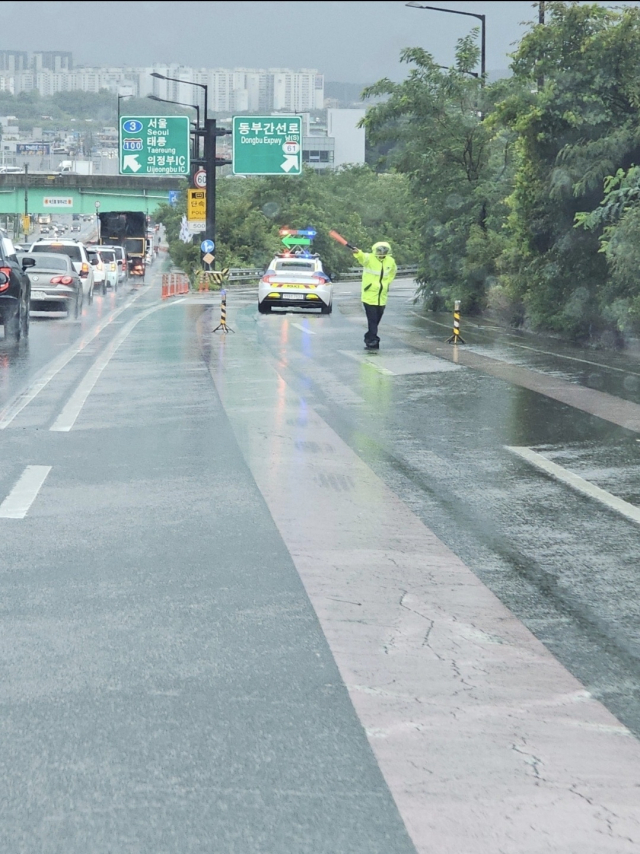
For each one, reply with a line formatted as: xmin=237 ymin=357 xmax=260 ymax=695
xmin=226 ymin=264 xmax=419 ymax=283
xmin=227 ymin=268 xmax=264 ymax=281
xmin=339 ymin=264 xmax=419 ymax=280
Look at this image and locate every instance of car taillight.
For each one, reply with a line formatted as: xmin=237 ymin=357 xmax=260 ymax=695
xmin=50 ymin=276 xmax=74 ymax=285
xmin=0 ymin=266 xmax=11 ymax=292
xmin=80 ymin=263 xmax=89 ymax=278
xmin=261 ymin=275 xmax=276 ymax=284
xmin=110 ymin=263 xmax=116 ymax=271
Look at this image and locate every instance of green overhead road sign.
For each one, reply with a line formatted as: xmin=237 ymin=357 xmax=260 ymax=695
xmin=232 ymin=116 xmax=302 ymax=176
xmin=281 ymin=234 xmax=311 ymax=248
xmin=120 ymin=116 xmax=190 ymax=176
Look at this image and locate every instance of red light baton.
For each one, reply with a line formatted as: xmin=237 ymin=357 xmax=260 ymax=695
xmin=329 ymin=230 xmax=358 ymax=251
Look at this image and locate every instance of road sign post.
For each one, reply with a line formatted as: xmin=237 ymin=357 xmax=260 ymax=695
xmin=232 ymin=116 xmax=302 ymax=176
xmin=120 ymin=116 xmax=190 ymax=176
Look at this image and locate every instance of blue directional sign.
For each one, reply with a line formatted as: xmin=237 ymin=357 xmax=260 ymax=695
xmin=201 ymin=239 xmax=215 ymax=253
xmin=168 ymin=190 xmax=179 ymax=207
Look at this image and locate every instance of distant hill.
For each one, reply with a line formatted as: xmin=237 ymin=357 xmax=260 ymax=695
xmin=326 ymin=69 xmax=511 ymax=106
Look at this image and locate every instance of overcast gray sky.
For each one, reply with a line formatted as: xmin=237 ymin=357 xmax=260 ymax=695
xmin=5 ymin=1 xmax=640 ymax=82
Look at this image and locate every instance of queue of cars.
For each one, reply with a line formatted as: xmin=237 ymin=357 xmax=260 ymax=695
xmin=0 ymin=226 xmax=140 ymax=341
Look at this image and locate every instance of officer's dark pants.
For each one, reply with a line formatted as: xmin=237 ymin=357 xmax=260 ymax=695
xmin=363 ymin=303 xmax=385 ymax=348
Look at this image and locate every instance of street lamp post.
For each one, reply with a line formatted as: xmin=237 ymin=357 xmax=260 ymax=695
xmin=117 ymin=93 xmax=132 ymax=122
xmin=150 ymin=72 xmax=230 ymax=254
xmin=406 ymin=2 xmax=486 ymax=83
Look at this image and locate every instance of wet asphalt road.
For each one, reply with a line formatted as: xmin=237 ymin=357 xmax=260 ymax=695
xmin=2 ymin=269 xmax=640 ymax=851
xmin=236 ymin=282 xmax=640 ymax=742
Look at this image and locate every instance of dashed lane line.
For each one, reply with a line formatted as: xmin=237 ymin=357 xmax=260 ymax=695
xmin=0 ymin=284 xmax=152 ymax=429
xmin=0 ymin=465 xmax=52 ymax=519
xmin=50 ymin=299 xmax=184 ymax=433
xmin=506 ymin=445 xmax=640 ymax=526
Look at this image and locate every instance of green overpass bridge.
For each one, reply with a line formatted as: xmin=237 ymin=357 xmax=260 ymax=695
xmin=0 ymin=173 xmax=185 ymax=216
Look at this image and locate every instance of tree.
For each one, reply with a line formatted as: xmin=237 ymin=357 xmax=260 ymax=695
xmin=498 ymin=1 xmax=640 ymax=340
xmin=361 ymin=34 xmax=507 ymax=313
xmin=156 ymin=167 xmax=418 ymax=283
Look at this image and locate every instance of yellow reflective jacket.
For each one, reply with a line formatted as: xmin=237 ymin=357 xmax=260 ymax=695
xmin=353 ymin=248 xmax=398 ymax=306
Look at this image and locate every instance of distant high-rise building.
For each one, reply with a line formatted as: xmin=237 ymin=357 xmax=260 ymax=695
xmin=0 ymin=51 xmax=28 ymax=73
xmin=32 ymin=51 xmax=73 ymax=72
xmin=0 ymin=57 xmax=325 ymax=111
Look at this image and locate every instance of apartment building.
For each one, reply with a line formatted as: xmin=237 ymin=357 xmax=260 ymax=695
xmin=0 ymin=53 xmax=325 ymax=114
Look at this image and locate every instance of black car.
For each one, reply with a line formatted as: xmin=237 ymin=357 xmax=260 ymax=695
xmin=0 ymin=231 xmax=32 ymax=341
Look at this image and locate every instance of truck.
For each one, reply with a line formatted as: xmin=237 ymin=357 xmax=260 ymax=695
xmin=37 ymin=214 xmax=52 ymax=225
xmin=98 ymin=211 xmax=147 ymax=279
xmin=57 ymin=159 xmax=94 ymax=175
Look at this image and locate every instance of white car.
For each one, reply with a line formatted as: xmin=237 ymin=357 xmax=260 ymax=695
xmin=96 ymin=247 xmax=118 ymax=291
xmin=28 ymin=238 xmax=94 ymax=302
xmin=258 ymin=253 xmax=333 ymax=314
xmin=86 ymin=248 xmax=108 ymax=295
xmin=102 ymin=245 xmax=127 ymax=284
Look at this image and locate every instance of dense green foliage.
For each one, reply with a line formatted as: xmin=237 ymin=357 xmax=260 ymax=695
xmin=155 ymin=166 xmax=418 ymax=281
xmin=362 ymin=34 xmax=513 ymax=313
xmin=357 ymin=1 xmax=640 ymax=344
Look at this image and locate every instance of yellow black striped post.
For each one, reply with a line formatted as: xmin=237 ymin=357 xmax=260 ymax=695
xmin=213 ymin=288 xmax=235 ymax=334
xmin=446 ymin=299 xmax=466 ymax=344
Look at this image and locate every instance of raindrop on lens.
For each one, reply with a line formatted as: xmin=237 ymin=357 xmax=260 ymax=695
xmin=262 ymin=202 xmax=279 ymax=218
xmin=587 ymin=372 xmax=604 ymax=389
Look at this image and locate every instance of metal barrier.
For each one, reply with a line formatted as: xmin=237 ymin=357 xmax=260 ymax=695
xmin=161 ymin=272 xmax=190 ymax=299
xmin=225 ymin=264 xmax=419 ymax=283
xmin=339 ymin=264 xmax=419 ymax=280
xmin=227 ymin=268 xmax=264 ymax=282
xmin=195 ymin=269 xmax=229 ymax=291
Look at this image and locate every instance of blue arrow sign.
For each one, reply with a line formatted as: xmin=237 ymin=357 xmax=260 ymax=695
xmin=298 ymin=228 xmax=317 ymax=238
xmin=201 ymin=239 xmax=215 ymax=253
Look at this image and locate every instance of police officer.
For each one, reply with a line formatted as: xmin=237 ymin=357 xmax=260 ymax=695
xmin=352 ymin=241 xmax=397 ymax=350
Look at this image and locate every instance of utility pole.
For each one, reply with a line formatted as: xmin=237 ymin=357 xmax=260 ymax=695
xmin=196 ymin=118 xmax=231 ymax=255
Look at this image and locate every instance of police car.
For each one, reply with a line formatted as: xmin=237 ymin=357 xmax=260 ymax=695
xmin=258 ymin=253 xmax=333 ymax=314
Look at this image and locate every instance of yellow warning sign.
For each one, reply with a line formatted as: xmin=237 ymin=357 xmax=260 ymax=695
xmin=187 ymin=189 xmax=206 ymax=222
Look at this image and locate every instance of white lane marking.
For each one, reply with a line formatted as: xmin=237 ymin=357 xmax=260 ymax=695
xmin=506 ymin=446 xmax=640 ymax=526
xmin=410 ymin=311 xmax=640 ymax=378
xmin=50 ymin=301 xmax=169 ymax=432
xmin=0 ymin=285 xmax=152 ymax=429
xmin=291 ymin=323 xmax=316 ymax=334
xmin=0 ymin=465 xmax=52 ymax=519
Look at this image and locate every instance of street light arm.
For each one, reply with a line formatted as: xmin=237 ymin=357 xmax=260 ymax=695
xmin=148 ymin=94 xmax=200 ymax=128
xmin=150 ymin=72 xmax=208 ymax=119
xmin=405 ymin=2 xmax=484 ymax=23
xmin=405 ymin=1 xmax=486 ymax=82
